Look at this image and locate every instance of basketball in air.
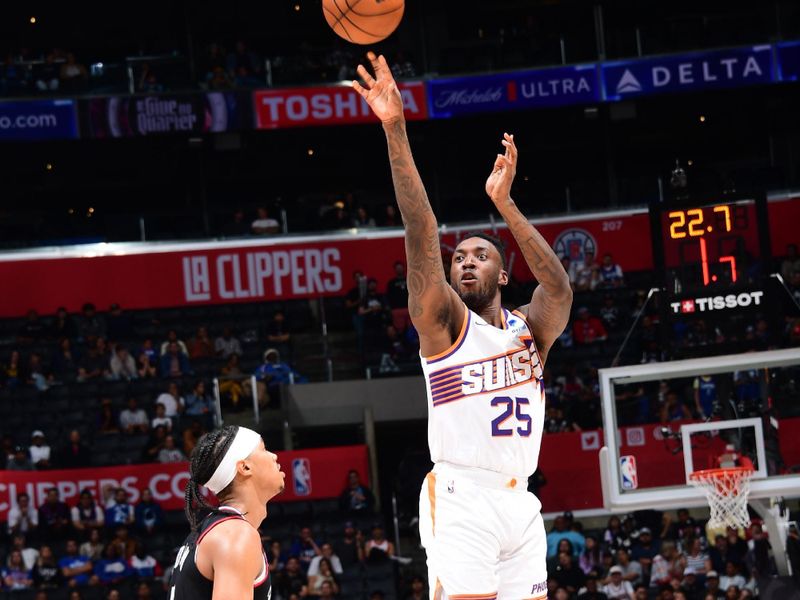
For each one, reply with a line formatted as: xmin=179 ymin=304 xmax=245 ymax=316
xmin=322 ymin=0 xmax=405 ymax=45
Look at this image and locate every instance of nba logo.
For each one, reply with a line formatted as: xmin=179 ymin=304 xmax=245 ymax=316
xmin=620 ymin=455 xmax=638 ymax=490
xmin=292 ymin=458 xmax=312 ymax=496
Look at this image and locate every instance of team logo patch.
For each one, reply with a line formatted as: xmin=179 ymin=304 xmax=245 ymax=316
xmin=553 ymin=228 xmax=597 ymax=263
xmin=292 ymin=458 xmax=312 ymax=496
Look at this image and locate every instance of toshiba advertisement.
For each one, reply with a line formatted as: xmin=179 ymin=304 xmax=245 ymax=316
xmin=253 ymin=82 xmax=428 ymax=129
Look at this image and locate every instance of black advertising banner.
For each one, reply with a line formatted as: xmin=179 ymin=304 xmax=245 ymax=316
xmin=82 ymin=92 xmax=252 ymax=138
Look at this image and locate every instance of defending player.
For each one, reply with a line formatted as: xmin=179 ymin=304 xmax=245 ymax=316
xmin=354 ymin=53 xmax=573 ymax=598
xmin=170 ymin=425 xmax=285 ymax=599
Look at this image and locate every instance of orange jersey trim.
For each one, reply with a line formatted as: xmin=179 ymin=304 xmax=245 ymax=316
xmin=426 ymin=472 xmax=436 ymax=536
xmin=423 ymin=308 xmax=470 ymax=363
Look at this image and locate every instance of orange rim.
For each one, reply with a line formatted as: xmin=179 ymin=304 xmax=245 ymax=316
xmin=688 ymin=467 xmax=755 ymax=481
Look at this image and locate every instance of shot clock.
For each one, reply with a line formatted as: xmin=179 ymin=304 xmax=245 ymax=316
xmin=650 ymin=195 xmax=770 ymax=296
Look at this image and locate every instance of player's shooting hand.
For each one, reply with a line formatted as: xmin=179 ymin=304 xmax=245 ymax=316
xmin=485 ymin=132 xmax=518 ymax=205
xmin=353 ymin=51 xmax=404 ymax=124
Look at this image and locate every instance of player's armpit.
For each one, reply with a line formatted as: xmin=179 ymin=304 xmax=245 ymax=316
xmin=516 ymin=283 xmax=572 ymax=366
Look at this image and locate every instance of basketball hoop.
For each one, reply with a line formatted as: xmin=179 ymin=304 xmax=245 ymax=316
xmin=688 ymin=467 xmax=754 ymax=529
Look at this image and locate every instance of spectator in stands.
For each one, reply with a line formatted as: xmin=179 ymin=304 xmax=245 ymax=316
xmin=119 ymin=397 xmax=149 ymax=434
xmin=616 ymin=548 xmax=643 ymax=587
xmin=404 ymin=575 xmax=426 ymax=600
xmin=97 ymin=398 xmax=120 ymax=434
xmin=364 ymin=526 xmax=394 ymax=563
xmin=227 ymin=41 xmax=262 ymax=87
xmin=157 ymin=435 xmax=186 ymax=463
xmin=386 ymin=261 xmax=410 ymax=332
xmin=48 ymin=307 xmax=78 ymax=340
xmin=159 ymin=330 xmax=188 ymax=357
xmin=80 ymin=528 xmax=105 ymax=561
xmin=29 ymin=430 xmax=51 ymax=469
xmin=72 ymin=490 xmax=104 ymax=534
xmin=52 ymin=337 xmax=80 ymax=382
xmin=571 ymin=251 xmax=599 ymax=292
xmin=221 ymin=207 xmax=250 ymax=236
xmin=553 ymin=550 xmax=586 ymax=596
xmin=276 ymin=556 xmax=309 ymax=597
xmin=352 ymin=206 xmax=376 ymax=228
xmin=59 ymin=539 xmax=94 ymax=587
xmin=143 ymin=425 xmax=168 ymax=462
xmin=575 ymin=570 xmax=605 ymax=600
xmin=680 ymin=566 xmax=703 ymax=598
xmin=4 ymin=549 xmax=33 ymax=590
xmin=17 ymin=309 xmax=47 ymax=343
xmin=266 ymin=310 xmax=292 ymax=360
xmin=340 ymin=469 xmax=375 ymax=514
xmin=105 ymin=489 xmax=134 ymax=528
xmin=78 ymin=338 xmax=111 ymax=382
xmin=94 ymin=544 xmax=132 ymax=586
xmin=110 ymin=526 xmax=136 ymax=560
xmin=308 ymin=558 xmax=339 ymax=596
xmin=600 ymin=294 xmax=621 ymax=331
xmin=155 ymin=381 xmax=184 ymax=418
xmin=151 ymin=403 xmax=173 ymax=432
xmin=780 ymin=243 xmax=800 ymax=282
xmin=8 ymin=445 xmax=34 ymax=471
xmin=76 ymin=302 xmax=106 ymax=342
xmin=11 ymin=533 xmax=38 ymax=570
xmin=579 ymin=535 xmax=603 ymax=575
xmin=214 ymin=327 xmax=243 ymax=359
xmin=390 ymin=51 xmax=417 ymax=78
xmin=106 ymin=303 xmax=135 ymax=342
xmin=251 ymin=206 xmax=280 ymax=234
xmin=160 ymin=341 xmax=192 ymax=378
xmin=32 ymin=545 xmax=63 ymax=590
xmin=182 ymin=419 xmax=206 ymax=456
xmin=602 ymin=565 xmax=633 ymax=599
xmin=650 ymin=541 xmax=683 ymax=590
xmin=26 ymin=352 xmax=51 ymax=391
xmin=35 ymin=53 xmax=60 ymax=92
xmin=267 ymin=541 xmax=287 ymax=576
xmin=59 ymin=53 xmax=88 ymax=92
xmin=137 ymin=63 xmax=164 ymax=93
xmin=1 ymin=349 xmax=23 ymax=388
xmin=218 ymin=353 xmax=245 ymax=409
xmin=129 ymin=541 xmax=161 ymax=579
xmin=308 ymin=543 xmax=343 ymax=577
xmin=60 ymin=430 xmax=91 ymax=468
xmin=719 ymin=561 xmax=746 ymax=593
xmin=2 ymin=434 xmax=14 ymax=463
xmin=704 ymin=570 xmax=721 ymax=597
xmin=360 ymin=278 xmax=388 ymax=333
xmin=8 ymin=493 xmax=38 ymax=536
xmin=745 ymin=523 xmax=772 ymax=579
xmin=603 ymin=516 xmax=628 ymax=553
xmin=630 ymin=528 xmax=659 ymax=587
xmin=597 ymin=253 xmax=625 ymax=289
xmin=322 ymin=199 xmax=350 ymax=229
xmin=573 ymin=307 xmax=608 ymax=345
xmin=188 ymin=326 xmax=214 ymax=359
xmin=684 ymin=537 xmax=711 ymax=577
xmin=137 ymin=349 xmax=158 ymax=379
xmin=110 ymin=345 xmax=138 ymax=381
xmin=251 ymin=348 xmax=304 ymax=407
xmin=547 ymin=515 xmax=586 ymax=558
xmin=184 ymin=380 xmax=215 ymax=425
xmin=39 ymin=488 xmax=71 ymax=539
xmin=291 ymin=526 xmax=322 ymax=571
xmin=380 ymin=204 xmax=399 ymax=227
xmin=334 ymin=521 xmax=365 ymax=569
xmin=134 ymin=489 xmax=164 ymax=535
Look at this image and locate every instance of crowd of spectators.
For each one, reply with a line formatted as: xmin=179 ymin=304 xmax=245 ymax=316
xmin=544 ymin=508 xmax=787 ymax=599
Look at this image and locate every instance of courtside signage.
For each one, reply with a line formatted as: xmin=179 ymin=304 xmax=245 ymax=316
xmin=0 ymin=99 xmax=78 ymax=141
xmin=254 ymin=82 xmax=427 ymax=129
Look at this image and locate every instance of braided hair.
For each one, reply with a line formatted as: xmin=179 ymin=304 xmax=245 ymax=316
xmin=184 ymin=425 xmax=239 ymax=532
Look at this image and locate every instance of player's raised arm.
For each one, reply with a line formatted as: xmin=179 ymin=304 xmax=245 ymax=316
xmin=353 ymin=52 xmax=462 ymax=351
xmin=485 ymin=133 xmax=572 ymax=365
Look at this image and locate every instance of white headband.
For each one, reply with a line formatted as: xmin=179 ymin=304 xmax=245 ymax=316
xmin=203 ymin=427 xmax=262 ymax=494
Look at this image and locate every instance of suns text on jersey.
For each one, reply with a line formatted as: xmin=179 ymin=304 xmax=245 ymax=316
xmin=460 ymin=348 xmax=535 ymax=395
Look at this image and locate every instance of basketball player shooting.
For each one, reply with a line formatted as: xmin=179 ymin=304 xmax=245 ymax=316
xmin=354 ymin=53 xmax=573 ymax=599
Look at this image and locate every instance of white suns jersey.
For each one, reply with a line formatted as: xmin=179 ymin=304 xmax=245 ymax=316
xmin=420 ymin=307 xmax=545 ymax=480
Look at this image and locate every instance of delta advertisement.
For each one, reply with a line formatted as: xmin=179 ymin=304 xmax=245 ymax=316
xmin=0 ymin=99 xmax=78 ymax=141
xmin=0 ymin=445 xmax=369 ymax=521
xmin=0 ymin=210 xmax=653 ymax=317
xmin=83 ymin=92 xmax=252 ymax=138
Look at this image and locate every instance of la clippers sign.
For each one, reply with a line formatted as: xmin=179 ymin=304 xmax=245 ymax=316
xmin=254 ymin=82 xmax=427 ymax=129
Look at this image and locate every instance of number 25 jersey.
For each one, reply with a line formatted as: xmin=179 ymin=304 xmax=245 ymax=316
xmin=420 ymin=307 xmax=545 ymax=480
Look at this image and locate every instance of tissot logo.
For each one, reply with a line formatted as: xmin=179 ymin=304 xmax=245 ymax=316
xmin=670 ymin=290 xmax=764 ymax=314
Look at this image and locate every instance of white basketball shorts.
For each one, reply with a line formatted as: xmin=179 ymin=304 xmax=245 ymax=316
xmin=418 ymin=462 xmax=548 ymax=600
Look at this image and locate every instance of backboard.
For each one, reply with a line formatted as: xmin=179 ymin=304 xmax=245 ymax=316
xmin=598 ymin=348 xmax=800 ymax=513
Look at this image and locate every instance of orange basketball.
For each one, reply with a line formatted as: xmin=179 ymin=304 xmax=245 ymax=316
xmin=322 ymin=0 xmax=405 ymax=45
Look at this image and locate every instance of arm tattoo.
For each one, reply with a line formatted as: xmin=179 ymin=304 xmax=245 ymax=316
xmin=383 ymin=120 xmax=450 ymax=326
xmin=496 ymin=199 xmax=572 ymax=361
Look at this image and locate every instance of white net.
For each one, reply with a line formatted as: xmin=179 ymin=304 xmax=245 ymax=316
xmin=688 ymin=467 xmax=754 ymax=529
